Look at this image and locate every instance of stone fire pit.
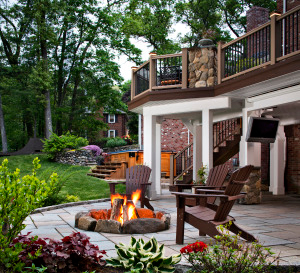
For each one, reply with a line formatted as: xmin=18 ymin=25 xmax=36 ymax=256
xmin=75 ymin=209 xmax=171 ymax=234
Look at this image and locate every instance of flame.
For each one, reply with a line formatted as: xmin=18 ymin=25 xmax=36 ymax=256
xmin=131 ymin=189 xmax=141 ymax=206
xmin=110 ymin=189 xmax=141 ymax=225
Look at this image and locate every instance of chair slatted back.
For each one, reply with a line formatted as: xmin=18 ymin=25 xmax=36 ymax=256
xmin=206 ymin=163 xmax=229 ymax=203
xmin=126 ymin=165 xmax=151 ymax=196
xmin=213 ymin=180 xmax=246 ymax=221
xmin=213 ymin=165 xmax=253 ymax=221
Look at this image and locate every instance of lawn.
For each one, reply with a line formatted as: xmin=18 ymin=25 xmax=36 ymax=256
xmin=1 ymin=154 xmax=126 ymax=202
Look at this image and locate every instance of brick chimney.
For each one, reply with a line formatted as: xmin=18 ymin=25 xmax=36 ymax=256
xmin=246 ymin=6 xmax=270 ymax=32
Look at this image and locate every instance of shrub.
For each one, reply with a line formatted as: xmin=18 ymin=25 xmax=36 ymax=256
xmin=195 ymin=165 xmax=207 ymax=185
xmin=81 ymin=145 xmax=103 ymax=156
xmin=180 ymin=223 xmax=278 ymax=273
xmin=0 ymin=158 xmax=58 ymax=272
xmin=42 ymin=132 xmax=88 ymax=160
xmin=106 ymin=137 xmax=127 ymax=148
xmin=107 ymin=237 xmax=181 ymax=273
xmin=10 ymin=232 xmax=106 ymax=272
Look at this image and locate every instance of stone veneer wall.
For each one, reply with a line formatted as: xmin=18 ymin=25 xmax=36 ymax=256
xmin=55 ymin=150 xmax=96 ymax=166
xmin=188 ymin=47 xmax=217 ymax=88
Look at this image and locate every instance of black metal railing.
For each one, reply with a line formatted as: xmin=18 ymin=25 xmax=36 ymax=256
xmin=278 ymin=8 xmax=300 ymax=56
xmin=213 ymin=118 xmax=241 ymax=149
xmin=224 ymin=24 xmax=271 ymax=78
xmin=135 ymin=62 xmax=149 ymax=96
xmin=156 ymin=56 xmax=182 ymax=86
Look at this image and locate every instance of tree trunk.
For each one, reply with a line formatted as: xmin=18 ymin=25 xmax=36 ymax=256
xmin=0 ymin=93 xmax=8 ymax=153
xmin=40 ymin=9 xmax=53 ymax=139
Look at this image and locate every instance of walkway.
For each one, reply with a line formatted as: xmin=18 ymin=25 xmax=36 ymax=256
xmin=23 ymin=193 xmax=300 ymax=266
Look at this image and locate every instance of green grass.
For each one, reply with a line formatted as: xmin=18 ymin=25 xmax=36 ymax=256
xmin=1 ymin=154 xmax=126 ymax=202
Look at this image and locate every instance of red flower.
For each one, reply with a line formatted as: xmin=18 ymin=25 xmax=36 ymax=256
xmin=180 ymin=241 xmax=207 ymax=254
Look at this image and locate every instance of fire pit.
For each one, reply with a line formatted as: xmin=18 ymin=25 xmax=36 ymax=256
xmin=75 ymin=190 xmax=171 ymax=234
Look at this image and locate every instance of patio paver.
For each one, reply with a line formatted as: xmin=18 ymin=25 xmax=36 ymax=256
xmin=23 ymin=192 xmax=300 ymax=266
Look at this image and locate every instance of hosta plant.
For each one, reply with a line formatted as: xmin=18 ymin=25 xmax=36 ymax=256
xmin=107 ymin=237 xmax=181 ymax=273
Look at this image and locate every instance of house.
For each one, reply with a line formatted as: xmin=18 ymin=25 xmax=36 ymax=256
xmin=128 ymin=1 xmax=300 ymax=199
xmin=101 ymin=111 xmax=128 ymax=138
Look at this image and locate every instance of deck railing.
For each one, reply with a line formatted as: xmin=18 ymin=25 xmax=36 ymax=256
xmin=131 ymin=6 xmax=300 ymax=99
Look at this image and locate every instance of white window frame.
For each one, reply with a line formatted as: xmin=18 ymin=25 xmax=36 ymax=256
xmin=108 ymin=114 xmax=115 ymax=123
xmin=108 ymin=130 xmax=116 ymax=138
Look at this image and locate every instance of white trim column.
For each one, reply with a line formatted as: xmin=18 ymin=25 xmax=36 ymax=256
xmin=193 ymin=125 xmax=202 ymax=181
xmin=143 ymin=113 xmax=161 ymax=199
xmin=270 ymin=125 xmax=285 ymax=195
xmin=138 ymin=114 xmax=142 ymax=150
xmin=202 ymin=109 xmax=213 ymax=170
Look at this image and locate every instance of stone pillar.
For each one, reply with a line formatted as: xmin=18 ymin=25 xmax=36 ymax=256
xmin=193 ymin=125 xmax=202 ymax=181
xmin=270 ymin=125 xmax=285 ymax=195
xmin=239 ymin=167 xmax=262 ymax=204
xmin=143 ymin=114 xmax=161 ymax=199
xmin=188 ymin=44 xmax=217 ymax=88
xmin=202 ymin=109 xmax=213 ymax=170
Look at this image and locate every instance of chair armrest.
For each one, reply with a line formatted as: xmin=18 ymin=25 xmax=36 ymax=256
xmin=196 ymin=189 xmax=225 ymax=194
xmin=171 ymin=191 xmax=229 ymax=199
xmin=193 ymin=185 xmax=226 ymax=189
xmin=108 ymin=181 xmax=126 ymax=185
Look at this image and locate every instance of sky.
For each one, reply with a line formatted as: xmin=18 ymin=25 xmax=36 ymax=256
xmin=118 ymin=23 xmax=188 ymax=82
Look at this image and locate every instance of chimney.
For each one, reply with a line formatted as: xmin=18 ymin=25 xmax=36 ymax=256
xmin=246 ymin=6 xmax=270 ymax=32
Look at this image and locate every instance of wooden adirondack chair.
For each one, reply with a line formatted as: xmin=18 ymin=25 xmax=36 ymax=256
xmin=173 ymin=179 xmax=257 ymax=244
xmin=108 ymin=165 xmax=154 ymax=211
xmin=193 ymin=164 xmax=254 ymax=209
xmin=170 ymin=163 xmax=229 ymax=206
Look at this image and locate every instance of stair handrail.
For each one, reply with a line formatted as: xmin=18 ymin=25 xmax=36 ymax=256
xmin=170 ymin=142 xmax=193 ymax=185
xmin=213 ymin=118 xmax=241 ymax=149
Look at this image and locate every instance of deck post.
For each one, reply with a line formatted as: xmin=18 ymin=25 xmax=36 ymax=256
xmin=131 ymin=66 xmax=137 ymax=100
xmin=217 ymin=41 xmax=225 ymax=84
xmin=170 ymin=154 xmax=174 ymax=185
xmin=181 ymin=48 xmax=188 ymax=89
xmin=149 ymin=52 xmax=157 ymax=91
xmin=270 ymin=12 xmax=281 ymax=65
xmin=193 ymin=124 xmax=202 ymax=181
xmin=202 ymin=109 xmax=213 ymax=170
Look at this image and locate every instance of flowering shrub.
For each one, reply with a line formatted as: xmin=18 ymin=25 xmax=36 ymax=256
xmin=82 ymin=145 xmax=103 ymax=156
xmin=10 ymin=232 xmax=106 ymax=272
xmin=121 ymin=135 xmax=133 ymax=145
xmin=180 ymin=224 xmax=278 ymax=273
xmin=106 ymin=137 xmax=127 ymax=148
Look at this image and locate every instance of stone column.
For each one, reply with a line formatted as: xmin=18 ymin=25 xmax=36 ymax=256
xmin=188 ymin=44 xmax=217 ymax=88
xmin=239 ymin=167 xmax=262 ymax=204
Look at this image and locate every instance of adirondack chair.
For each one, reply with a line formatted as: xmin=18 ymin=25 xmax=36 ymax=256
xmin=193 ymin=164 xmax=254 ymax=209
xmin=170 ymin=163 xmax=229 ymax=206
xmin=173 ymin=179 xmax=257 ymax=244
xmin=108 ymin=165 xmax=154 ymax=211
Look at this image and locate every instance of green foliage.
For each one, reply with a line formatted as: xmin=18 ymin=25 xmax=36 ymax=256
xmin=107 ymin=237 xmax=181 ymax=273
xmin=0 ymin=158 xmax=58 ymax=271
xmin=25 ymin=263 xmax=48 ymax=272
xmin=196 ymin=165 xmax=207 ymax=185
xmin=106 ymin=137 xmax=127 ymax=148
xmin=42 ymin=132 xmax=88 ymax=160
xmin=181 ymin=223 xmax=278 ymax=273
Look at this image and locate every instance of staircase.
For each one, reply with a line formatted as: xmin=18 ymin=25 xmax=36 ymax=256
xmin=170 ymin=118 xmax=242 ymax=184
xmin=87 ymin=161 xmax=127 ymax=180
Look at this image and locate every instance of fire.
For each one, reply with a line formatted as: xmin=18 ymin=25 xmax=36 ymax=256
xmin=110 ymin=189 xmax=141 ymax=225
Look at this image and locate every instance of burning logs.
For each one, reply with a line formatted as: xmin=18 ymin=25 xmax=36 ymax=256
xmin=123 ymin=200 xmax=139 ymax=222
xmin=110 ymin=198 xmax=124 ymax=222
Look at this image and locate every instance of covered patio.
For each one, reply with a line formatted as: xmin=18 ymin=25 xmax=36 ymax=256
xmin=23 ymin=192 xmax=300 ymax=266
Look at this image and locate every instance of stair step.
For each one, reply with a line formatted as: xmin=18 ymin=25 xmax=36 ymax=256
xmin=95 ymin=165 xmax=119 ymax=170
xmin=87 ymin=173 xmax=109 ymax=179
xmin=92 ymin=169 xmax=116 ymax=174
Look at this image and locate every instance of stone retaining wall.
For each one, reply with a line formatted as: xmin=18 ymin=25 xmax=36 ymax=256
xmin=55 ymin=150 xmax=96 ymax=166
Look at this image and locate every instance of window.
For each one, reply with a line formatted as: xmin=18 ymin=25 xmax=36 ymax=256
xmin=108 ymin=114 xmax=115 ymax=123
xmin=108 ymin=130 xmax=115 ymax=138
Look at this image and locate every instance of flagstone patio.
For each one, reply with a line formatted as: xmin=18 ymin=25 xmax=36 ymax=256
xmin=23 ymin=192 xmax=300 ymax=266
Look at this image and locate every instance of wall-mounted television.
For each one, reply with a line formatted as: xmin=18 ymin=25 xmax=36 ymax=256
xmin=246 ymin=117 xmax=279 ymax=143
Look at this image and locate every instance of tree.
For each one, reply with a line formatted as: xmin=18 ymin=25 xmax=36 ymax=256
xmin=219 ymin=0 xmax=276 ymax=37
xmin=122 ymin=0 xmax=180 ymax=55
